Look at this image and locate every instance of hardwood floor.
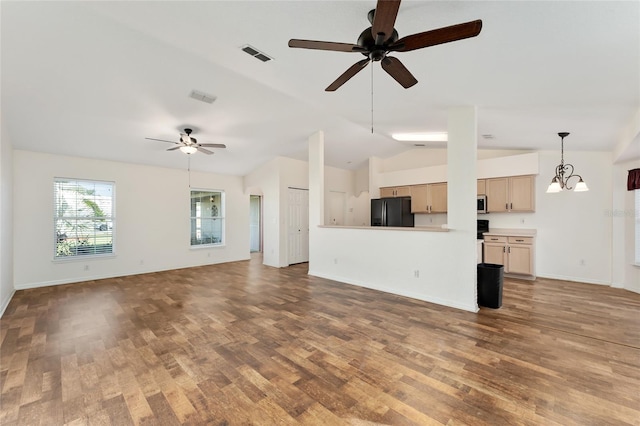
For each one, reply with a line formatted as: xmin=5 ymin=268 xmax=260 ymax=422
xmin=2 ymin=256 xmax=639 ymax=425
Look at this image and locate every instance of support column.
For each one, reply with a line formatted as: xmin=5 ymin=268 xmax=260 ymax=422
xmin=447 ymin=107 xmax=478 ymax=308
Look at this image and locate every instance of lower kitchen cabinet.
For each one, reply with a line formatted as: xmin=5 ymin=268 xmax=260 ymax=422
xmin=484 ymin=234 xmax=535 ymax=278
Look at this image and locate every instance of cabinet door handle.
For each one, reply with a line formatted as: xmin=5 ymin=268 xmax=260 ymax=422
xmin=506 ymin=203 xmax=508 ymax=210
xmin=510 ymin=203 xmax=513 ymax=210
xmin=508 ymin=246 xmax=511 ymax=253
xmin=503 ymin=247 xmax=506 ymax=253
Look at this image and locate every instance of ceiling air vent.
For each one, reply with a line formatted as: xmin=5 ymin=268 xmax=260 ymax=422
xmin=481 ymin=134 xmax=495 ymax=140
xmin=189 ymin=90 xmax=217 ymax=104
xmin=241 ymin=44 xmax=272 ymax=62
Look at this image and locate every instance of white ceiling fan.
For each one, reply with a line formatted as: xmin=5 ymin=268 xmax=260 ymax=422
xmin=146 ymin=128 xmax=226 ymax=155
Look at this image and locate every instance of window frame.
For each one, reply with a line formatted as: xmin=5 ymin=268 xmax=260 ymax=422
xmin=190 ymin=188 xmax=225 ymax=248
xmin=53 ymin=177 xmax=116 ymax=261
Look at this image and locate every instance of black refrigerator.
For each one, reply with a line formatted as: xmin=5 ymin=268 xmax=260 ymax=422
xmin=371 ymin=197 xmax=414 ymax=227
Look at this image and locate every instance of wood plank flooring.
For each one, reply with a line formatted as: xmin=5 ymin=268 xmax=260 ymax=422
xmin=2 ymin=256 xmax=640 ymax=425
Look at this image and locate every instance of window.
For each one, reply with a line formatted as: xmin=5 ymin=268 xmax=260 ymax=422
xmin=191 ymin=189 xmax=224 ymax=246
xmin=54 ymin=178 xmax=115 ymax=259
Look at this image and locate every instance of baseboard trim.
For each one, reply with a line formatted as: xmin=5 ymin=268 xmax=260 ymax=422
xmin=536 ymin=273 xmax=611 ymax=286
xmin=14 ymin=258 xmax=252 ymax=291
xmin=0 ymin=290 xmax=16 ymax=317
xmin=308 ymin=269 xmax=478 ymax=313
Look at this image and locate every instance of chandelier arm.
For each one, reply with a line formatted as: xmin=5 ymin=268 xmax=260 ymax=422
xmin=562 ymin=163 xmax=576 ymax=190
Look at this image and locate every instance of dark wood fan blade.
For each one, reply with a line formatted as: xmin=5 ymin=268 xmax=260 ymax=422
xmin=326 ymin=59 xmax=370 ymax=92
xmin=390 ymin=20 xmax=482 ymax=52
xmin=197 ymin=147 xmax=214 ymax=155
xmin=167 ymin=146 xmax=181 ymax=151
xmin=381 ymin=56 xmax=418 ymax=88
xmin=371 ymin=0 xmax=401 ymax=43
xmin=146 ymin=137 xmax=178 ymax=144
xmin=199 ymin=143 xmax=227 ymax=148
xmin=288 ymin=39 xmax=365 ymax=52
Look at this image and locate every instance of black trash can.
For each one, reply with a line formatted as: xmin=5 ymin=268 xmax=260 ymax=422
xmin=477 ymin=263 xmax=504 ymax=308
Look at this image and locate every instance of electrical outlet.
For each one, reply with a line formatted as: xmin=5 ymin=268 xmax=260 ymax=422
xmin=580 ymin=259 xmax=586 ymax=266
xmin=414 ymin=270 xmax=420 ymax=278
xmin=334 ymin=258 xmax=338 ymax=265
xmin=84 ymin=265 xmax=89 ymax=271
xmin=139 ymin=259 xmax=144 ymax=265
xmin=207 ymin=252 xmax=211 ymax=258
xmin=520 ymin=218 xmax=525 ymax=224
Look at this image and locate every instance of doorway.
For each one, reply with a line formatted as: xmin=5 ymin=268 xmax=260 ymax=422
xmin=287 ymin=188 xmax=309 ymax=265
xmin=249 ymin=195 xmax=262 ymax=253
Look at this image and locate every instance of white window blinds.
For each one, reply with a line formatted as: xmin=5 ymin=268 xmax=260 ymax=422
xmin=54 ymin=178 xmax=115 ymax=259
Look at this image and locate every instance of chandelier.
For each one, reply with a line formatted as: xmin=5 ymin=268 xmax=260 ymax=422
xmin=546 ymin=132 xmax=589 ymax=193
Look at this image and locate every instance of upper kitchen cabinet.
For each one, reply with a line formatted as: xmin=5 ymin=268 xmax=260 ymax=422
xmin=410 ymin=183 xmax=447 ymax=213
xmin=477 ymin=179 xmax=486 ymax=195
xmin=380 ymin=186 xmax=411 ymax=198
xmin=486 ymin=175 xmax=535 ymax=213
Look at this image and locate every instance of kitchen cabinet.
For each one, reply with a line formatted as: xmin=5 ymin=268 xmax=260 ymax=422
xmin=477 ymin=179 xmax=486 ymax=195
xmin=410 ymin=183 xmax=447 ymax=213
xmin=380 ymin=186 xmax=411 ymax=198
xmin=486 ymin=175 xmax=535 ymax=213
xmin=484 ymin=233 xmax=535 ymax=278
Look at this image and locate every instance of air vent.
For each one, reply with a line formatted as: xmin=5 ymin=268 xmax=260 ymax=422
xmin=189 ymin=90 xmax=217 ymax=104
xmin=481 ymin=134 xmax=495 ymax=140
xmin=241 ymin=44 xmax=272 ymax=62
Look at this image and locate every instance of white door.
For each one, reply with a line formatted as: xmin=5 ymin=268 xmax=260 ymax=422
xmin=287 ymin=188 xmax=309 ymax=265
xmin=328 ymin=191 xmax=346 ymax=226
xmin=249 ymin=195 xmax=261 ymax=252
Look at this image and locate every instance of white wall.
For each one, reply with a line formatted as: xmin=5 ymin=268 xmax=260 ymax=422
xmin=310 ymin=107 xmax=480 ymax=312
xmin=383 ymin=148 xmax=532 ymax=172
xmin=0 ymin=118 xmax=15 ymax=315
xmin=244 ymin=157 xmax=281 ymax=267
xmin=483 ymin=151 xmax=613 ymax=284
xmin=13 ymin=150 xmax=250 ymax=289
xmin=244 ymin=156 xmax=358 ymax=267
xmin=612 ymin=159 xmax=640 ymax=293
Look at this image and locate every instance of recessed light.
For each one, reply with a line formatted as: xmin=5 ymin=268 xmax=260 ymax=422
xmin=392 ymin=132 xmax=448 ymax=142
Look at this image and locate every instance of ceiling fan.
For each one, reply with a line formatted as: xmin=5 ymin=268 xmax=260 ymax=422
xmin=145 ymin=128 xmax=226 ymax=155
xmin=288 ymin=0 xmax=482 ymax=91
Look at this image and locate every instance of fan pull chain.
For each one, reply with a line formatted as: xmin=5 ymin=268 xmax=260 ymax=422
xmin=371 ymin=64 xmax=374 ymax=134
xmin=188 ymin=154 xmax=191 ymax=189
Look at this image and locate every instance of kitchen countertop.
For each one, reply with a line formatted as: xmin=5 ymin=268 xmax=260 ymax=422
xmin=318 ymin=225 xmax=449 ymax=232
xmin=482 ymin=228 xmax=537 ymax=237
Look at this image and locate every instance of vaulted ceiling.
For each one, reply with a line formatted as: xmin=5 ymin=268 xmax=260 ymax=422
xmin=2 ymin=1 xmax=639 ymax=175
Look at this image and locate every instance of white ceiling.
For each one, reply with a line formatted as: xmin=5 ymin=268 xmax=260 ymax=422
xmin=2 ymin=1 xmax=639 ymax=175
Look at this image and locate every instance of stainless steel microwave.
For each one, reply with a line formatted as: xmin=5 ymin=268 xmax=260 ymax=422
xmin=477 ymin=195 xmax=487 ymax=214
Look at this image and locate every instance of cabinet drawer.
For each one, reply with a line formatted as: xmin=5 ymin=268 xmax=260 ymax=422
xmin=508 ymin=236 xmax=533 ymax=245
xmin=484 ymin=236 xmax=507 ymax=243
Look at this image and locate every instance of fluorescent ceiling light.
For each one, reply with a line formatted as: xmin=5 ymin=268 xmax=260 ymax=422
xmin=392 ymin=132 xmax=448 ymax=142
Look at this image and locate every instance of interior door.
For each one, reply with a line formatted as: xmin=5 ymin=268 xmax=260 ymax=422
xmin=287 ymin=188 xmax=309 ymax=265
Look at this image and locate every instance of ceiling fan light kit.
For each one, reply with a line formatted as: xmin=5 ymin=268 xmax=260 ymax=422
xmin=145 ymin=128 xmax=227 ymax=156
xmin=546 ymin=132 xmax=589 ymax=193
xmin=288 ymin=0 xmax=482 ymax=91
